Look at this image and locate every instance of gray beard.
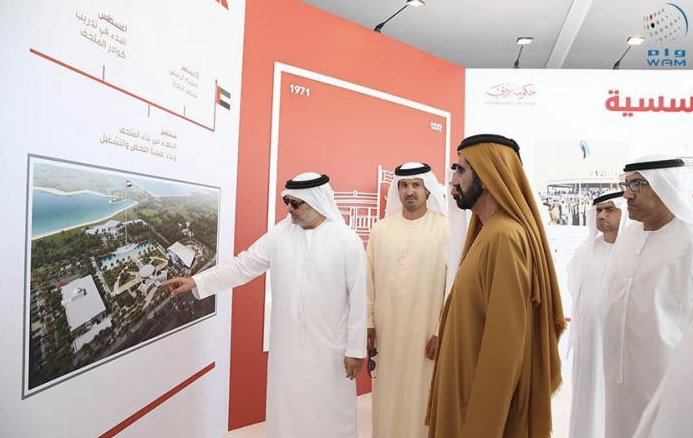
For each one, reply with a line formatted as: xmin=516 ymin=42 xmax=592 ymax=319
xmin=293 ymin=208 xmax=320 ymax=225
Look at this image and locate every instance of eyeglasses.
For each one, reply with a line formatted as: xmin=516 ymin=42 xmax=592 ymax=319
xmin=282 ymin=195 xmax=305 ymax=209
xmin=367 ymin=347 xmax=378 ymax=379
xmin=619 ymin=179 xmax=650 ymax=192
xmin=450 ymin=163 xmax=464 ymax=175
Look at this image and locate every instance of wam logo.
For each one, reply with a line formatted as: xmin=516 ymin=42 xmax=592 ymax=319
xmin=644 ymin=3 xmax=689 ymax=43
xmin=644 ymin=3 xmax=689 ymax=67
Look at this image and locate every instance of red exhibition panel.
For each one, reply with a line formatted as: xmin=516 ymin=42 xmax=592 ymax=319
xmin=274 ymin=71 xmax=448 ymax=222
xmin=231 ymin=0 xmax=465 ymax=429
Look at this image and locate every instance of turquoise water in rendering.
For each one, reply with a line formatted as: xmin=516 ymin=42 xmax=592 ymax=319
xmin=99 ymin=241 xmax=154 ymax=268
xmin=31 ymin=190 xmax=136 ymax=237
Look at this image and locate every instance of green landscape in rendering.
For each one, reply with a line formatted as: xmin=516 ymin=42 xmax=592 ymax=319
xmin=26 ymin=158 xmax=219 ymax=393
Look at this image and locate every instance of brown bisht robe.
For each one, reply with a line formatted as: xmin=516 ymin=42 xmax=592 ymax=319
xmin=426 ymin=140 xmax=565 ymax=438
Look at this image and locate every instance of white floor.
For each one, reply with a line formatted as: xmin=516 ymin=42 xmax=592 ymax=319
xmin=225 ymin=374 xmax=573 ymax=438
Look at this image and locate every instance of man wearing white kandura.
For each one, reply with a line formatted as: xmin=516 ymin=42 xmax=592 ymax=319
xmin=162 ymin=171 xmax=367 ymax=438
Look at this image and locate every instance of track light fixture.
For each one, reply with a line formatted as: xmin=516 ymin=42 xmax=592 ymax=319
xmin=374 ymin=0 xmax=425 ymax=33
xmin=513 ymin=37 xmax=533 ymax=69
xmin=613 ymin=36 xmax=645 ymax=69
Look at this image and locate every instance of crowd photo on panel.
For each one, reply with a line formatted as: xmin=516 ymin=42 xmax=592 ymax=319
xmin=161 ymin=134 xmax=693 ymax=438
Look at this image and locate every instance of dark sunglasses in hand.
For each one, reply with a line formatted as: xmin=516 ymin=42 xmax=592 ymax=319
xmin=367 ymin=347 xmax=378 ymax=379
xmin=282 ymin=195 xmax=305 ymax=209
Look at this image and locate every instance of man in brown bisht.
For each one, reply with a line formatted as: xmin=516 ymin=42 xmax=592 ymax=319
xmin=426 ymin=134 xmax=565 ymax=438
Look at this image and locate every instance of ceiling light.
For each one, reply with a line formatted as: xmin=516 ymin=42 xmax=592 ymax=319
xmin=374 ymin=1 xmax=425 ymax=33
xmin=513 ymin=37 xmax=533 ymax=68
xmin=613 ymin=36 xmax=644 ymax=69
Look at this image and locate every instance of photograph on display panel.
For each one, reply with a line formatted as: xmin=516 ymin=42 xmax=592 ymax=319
xmin=532 ymin=139 xmax=628 ymax=320
xmin=24 ymin=156 xmax=219 ymax=397
xmin=535 ymin=140 xmax=625 ymax=228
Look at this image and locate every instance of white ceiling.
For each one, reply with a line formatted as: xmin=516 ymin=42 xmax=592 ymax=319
xmin=300 ymin=0 xmax=693 ymax=69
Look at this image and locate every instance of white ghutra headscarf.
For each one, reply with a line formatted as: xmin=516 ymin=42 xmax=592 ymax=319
xmin=281 ymin=172 xmax=344 ymax=223
xmin=384 ymin=162 xmax=447 ymax=217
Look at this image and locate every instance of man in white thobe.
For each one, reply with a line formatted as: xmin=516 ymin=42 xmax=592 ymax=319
xmin=632 ymin=315 xmax=693 ymax=438
xmin=162 ymin=172 xmax=367 ymax=438
xmin=602 ymin=155 xmax=693 ymax=438
xmin=565 ymin=190 xmax=625 ymax=438
xmin=366 ymin=162 xmax=448 ymax=438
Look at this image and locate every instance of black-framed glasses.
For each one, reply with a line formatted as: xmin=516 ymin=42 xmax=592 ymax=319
xmin=367 ymin=347 xmax=378 ymax=379
xmin=282 ymin=195 xmax=305 ymax=209
xmin=619 ymin=179 xmax=650 ymax=192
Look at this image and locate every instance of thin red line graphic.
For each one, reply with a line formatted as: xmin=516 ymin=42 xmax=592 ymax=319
xmin=97 ymin=362 xmax=216 ymax=438
xmin=29 ymin=48 xmax=215 ymax=132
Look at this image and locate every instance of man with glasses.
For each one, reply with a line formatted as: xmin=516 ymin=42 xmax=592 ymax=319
xmin=161 ymin=172 xmax=367 ymax=438
xmin=566 ymin=190 xmax=625 ymax=438
xmin=426 ymin=134 xmax=565 ymax=438
xmin=602 ymin=155 xmax=693 ymax=438
xmin=366 ymin=162 xmax=448 ymax=438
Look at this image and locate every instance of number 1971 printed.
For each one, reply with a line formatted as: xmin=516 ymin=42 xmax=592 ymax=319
xmin=290 ymin=84 xmax=311 ymax=97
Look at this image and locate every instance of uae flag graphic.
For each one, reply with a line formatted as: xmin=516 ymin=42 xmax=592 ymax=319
xmin=216 ymin=85 xmax=231 ymax=110
xmin=579 ymin=140 xmax=590 ymax=159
